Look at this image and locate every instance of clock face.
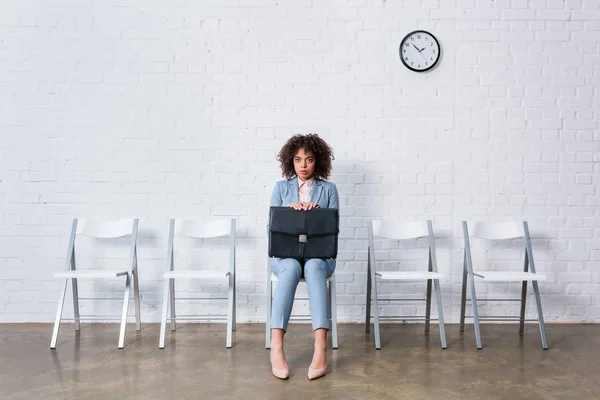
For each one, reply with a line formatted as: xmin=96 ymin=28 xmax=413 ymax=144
xmin=399 ymin=30 xmax=440 ymax=72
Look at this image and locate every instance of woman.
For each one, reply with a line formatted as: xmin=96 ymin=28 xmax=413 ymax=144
xmin=269 ymin=133 xmax=339 ymax=380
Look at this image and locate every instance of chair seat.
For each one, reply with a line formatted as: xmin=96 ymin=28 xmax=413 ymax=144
xmin=474 ymin=271 xmax=546 ymax=282
xmin=54 ymin=270 xmax=128 ymax=279
xmin=270 ymin=273 xmax=333 ymax=282
xmin=375 ymin=271 xmax=442 ymax=281
xmin=163 ymin=270 xmax=229 ymax=280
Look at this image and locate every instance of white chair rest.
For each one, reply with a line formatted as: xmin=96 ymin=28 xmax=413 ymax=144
xmin=474 ymin=271 xmax=546 ymax=282
xmin=375 ymin=271 xmax=443 ymax=281
xmin=270 ymin=272 xmax=333 ymax=282
xmin=54 ymin=270 xmax=128 ymax=279
xmin=163 ymin=270 xmax=229 ymax=280
xmin=76 ymin=218 xmax=136 ymax=239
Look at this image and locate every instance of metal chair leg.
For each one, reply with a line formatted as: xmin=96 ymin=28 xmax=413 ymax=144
xmin=365 ymin=262 xmax=372 ymax=332
xmin=532 ymin=280 xmax=549 ymax=350
xmin=433 ymin=279 xmax=447 ymax=349
xmin=169 ymin=278 xmax=176 ymax=332
xmin=159 ymin=278 xmax=170 ymax=349
xmin=226 ymin=272 xmax=234 ymax=349
xmin=372 ymin=275 xmax=381 ymax=350
xmin=468 ymin=273 xmax=482 ymax=349
xmin=523 ymin=222 xmax=548 ymax=349
xmin=519 ymin=250 xmax=529 ymax=335
xmin=118 ymin=273 xmax=132 ymax=349
xmin=50 ymin=278 xmax=69 ymax=349
xmin=265 ymin=271 xmax=272 ymax=349
xmin=460 ymin=252 xmax=468 ymax=333
xmin=133 ymin=270 xmax=141 ymax=331
xmin=328 ymin=280 xmax=332 ymax=331
xmin=425 ymin=279 xmax=432 ymax=333
xmin=519 ymin=280 xmax=528 ymax=335
xmin=330 ymin=277 xmax=338 ymax=349
xmin=72 ymin=278 xmax=81 ymax=331
xmin=232 ymin=273 xmax=237 ymax=331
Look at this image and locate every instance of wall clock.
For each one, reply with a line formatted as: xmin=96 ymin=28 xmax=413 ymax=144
xmin=399 ymin=30 xmax=440 ymax=72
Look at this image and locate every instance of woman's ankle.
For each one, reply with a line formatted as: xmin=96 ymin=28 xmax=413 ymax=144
xmin=270 ymin=344 xmax=284 ymax=352
xmin=313 ymin=328 xmax=328 ymax=350
xmin=313 ymin=341 xmax=327 ymax=351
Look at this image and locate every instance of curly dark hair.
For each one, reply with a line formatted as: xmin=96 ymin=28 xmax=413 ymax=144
xmin=277 ymin=133 xmax=334 ymax=180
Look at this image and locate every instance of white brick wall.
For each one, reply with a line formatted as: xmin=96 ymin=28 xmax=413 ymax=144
xmin=1 ymin=0 xmax=599 ymax=323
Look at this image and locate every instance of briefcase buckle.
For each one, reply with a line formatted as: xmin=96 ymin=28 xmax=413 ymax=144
xmin=298 ymin=234 xmax=307 ymax=243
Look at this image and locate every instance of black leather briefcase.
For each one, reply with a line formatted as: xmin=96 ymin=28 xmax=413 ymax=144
xmin=268 ymin=207 xmax=339 ymax=259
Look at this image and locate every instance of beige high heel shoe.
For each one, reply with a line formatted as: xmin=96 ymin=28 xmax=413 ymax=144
xmin=270 ymin=350 xmax=289 ymax=380
xmin=307 ymin=365 xmax=327 ymax=380
xmin=272 ymin=366 xmax=290 ymax=380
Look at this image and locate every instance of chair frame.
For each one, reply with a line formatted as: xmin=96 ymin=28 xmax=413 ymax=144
xmin=366 ymin=220 xmax=447 ymax=350
xmin=50 ymin=218 xmax=141 ymax=349
xmin=460 ymin=220 xmax=548 ymax=350
xmin=159 ymin=218 xmax=236 ymax=349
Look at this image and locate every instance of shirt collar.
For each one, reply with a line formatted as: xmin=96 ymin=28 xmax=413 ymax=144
xmin=298 ymin=176 xmax=314 ymax=188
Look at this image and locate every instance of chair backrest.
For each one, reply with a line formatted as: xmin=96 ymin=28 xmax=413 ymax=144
xmin=63 ymin=218 xmax=139 ymax=273
xmin=76 ymin=218 xmax=138 ymax=238
xmin=174 ymin=218 xmax=234 ymax=239
xmin=368 ymin=219 xmax=439 ymax=274
xmin=469 ymin=221 xmax=525 ymax=240
xmin=462 ymin=220 xmax=537 ymax=273
xmin=167 ymin=218 xmax=236 ymax=273
xmin=371 ymin=220 xmax=430 ymax=240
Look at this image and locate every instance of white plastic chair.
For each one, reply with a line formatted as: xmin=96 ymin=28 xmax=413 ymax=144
xmin=265 ymin=263 xmax=338 ymax=349
xmin=159 ymin=218 xmax=236 ymax=349
xmin=50 ymin=218 xmax=141 ymax=349
xmin=460 ymin=221 xmax=548 ymax=349
xmin=366 ymin=220 xmax=447 ymax=349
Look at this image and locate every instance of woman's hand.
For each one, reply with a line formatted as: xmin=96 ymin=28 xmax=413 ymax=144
xmin=288 ymin=202 xmax=319 ymax=210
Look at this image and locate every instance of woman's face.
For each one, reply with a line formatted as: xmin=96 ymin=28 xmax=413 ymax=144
xmin=293 ymin=147 xmax=316 ymax=181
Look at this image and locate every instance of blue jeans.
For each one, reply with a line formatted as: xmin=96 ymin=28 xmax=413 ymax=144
xmin=271 ymin=257 xmax=336 ymax=332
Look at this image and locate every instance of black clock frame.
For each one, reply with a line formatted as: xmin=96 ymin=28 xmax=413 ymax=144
xmin=399 ymin=30 xmax=441 ymax=72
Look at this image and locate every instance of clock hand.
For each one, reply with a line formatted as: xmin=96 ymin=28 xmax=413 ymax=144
xmin=412 ymin=44 xmax=420 ymax=51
